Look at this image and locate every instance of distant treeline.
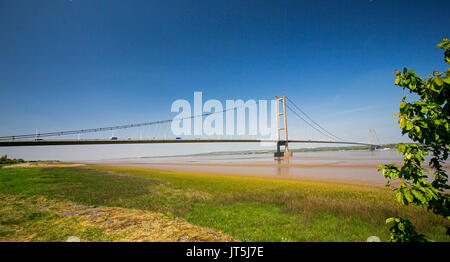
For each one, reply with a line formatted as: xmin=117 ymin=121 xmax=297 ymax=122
xmin=0 ymin=155 xmax=25 ymax=165
xmin=290 ymin=144 xmax=397 ymax=153
xmin=174 ymin=144 xmax=398 ymax=157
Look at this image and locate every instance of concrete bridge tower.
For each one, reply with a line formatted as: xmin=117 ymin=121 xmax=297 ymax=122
xmin=274 ymin=95 xmax=292 ymax=158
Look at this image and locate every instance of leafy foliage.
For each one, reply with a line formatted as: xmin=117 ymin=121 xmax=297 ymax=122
xmin=379 ymin=38 xmax=450 ymax=241
xmin=386 ymin=217 xmax=427 ymax=242
xmin=0 ymin=154 xmax=24 ymax=165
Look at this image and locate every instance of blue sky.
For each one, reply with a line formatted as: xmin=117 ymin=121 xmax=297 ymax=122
xmin=1 ymin=0 xmax=449 ymax=158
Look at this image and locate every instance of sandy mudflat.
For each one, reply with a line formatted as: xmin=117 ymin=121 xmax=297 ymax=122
xmin=82 ymin=151 xmax=392 ymax=185
xmin=2 ymin=161 xmax=86 ymax=168
xmin=89 ymin=161 xmax=391 ymax=185
xmin=84 ymin=150 xmax=450 ymax=186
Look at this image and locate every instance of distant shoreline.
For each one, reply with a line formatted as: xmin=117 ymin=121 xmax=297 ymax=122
xmin=128 ymin=144 xmax=398 ymax=159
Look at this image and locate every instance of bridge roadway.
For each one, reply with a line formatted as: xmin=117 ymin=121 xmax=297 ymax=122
xmin=0 ymin=139 xmax=374 ymax=147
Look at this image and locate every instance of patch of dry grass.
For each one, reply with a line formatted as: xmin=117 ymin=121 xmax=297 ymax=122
xmin=0 ymin=194 xmax=235 ymax=242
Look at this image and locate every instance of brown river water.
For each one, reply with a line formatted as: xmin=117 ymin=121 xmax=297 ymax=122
xmin=84 ymin=149 xmax=450 ymax=186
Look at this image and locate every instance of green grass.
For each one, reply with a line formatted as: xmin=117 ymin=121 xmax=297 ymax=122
xmin=0 ymin=165 xmax=448 ymax=242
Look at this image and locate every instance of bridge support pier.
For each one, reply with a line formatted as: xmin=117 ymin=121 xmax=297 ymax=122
xmin=275 ymin=141 xmax=293 ymax=158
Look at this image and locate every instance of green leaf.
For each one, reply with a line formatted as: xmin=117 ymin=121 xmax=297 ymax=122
xmin=404 ymin=190 xmax=414 ymax=202
xmin=396 ymin=192 xmax=406 ymax=205
xmin=386 ymin=217 xmax=395 ymax=224
xmin=420 ymin=107 xmax=428 ymax=113
xmin=434 ymin=76 xmax=443 ymax=86
xmin=399 ymin=118 xmax=406 ymax=129
xmin=399 ymin=101 xmax=406 ymax=109
xmin=406 ymin=120 xmax=414 ymax=130
xmin=411 ymin=189 xmax=426 ymax=203
xmin=377 ymin=164 xmax=383 ymax=171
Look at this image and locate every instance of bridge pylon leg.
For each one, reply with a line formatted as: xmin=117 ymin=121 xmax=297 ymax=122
xmin=274 ymin=95 xmax=292 ymax=158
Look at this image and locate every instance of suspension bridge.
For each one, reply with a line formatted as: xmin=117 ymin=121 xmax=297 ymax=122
xmin=0 ymin=95 xmax=378 ymax=157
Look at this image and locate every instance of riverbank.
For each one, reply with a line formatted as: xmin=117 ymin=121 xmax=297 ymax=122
xmin=0 ymin=164 xmax=448 ymax=241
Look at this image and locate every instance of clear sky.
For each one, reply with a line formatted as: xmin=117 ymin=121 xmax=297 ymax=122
xmin=0 ymin=0 xmax=449 ymax=160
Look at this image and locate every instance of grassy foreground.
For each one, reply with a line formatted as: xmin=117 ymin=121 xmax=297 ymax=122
xmin=0 ymin=164 xmax=448 ymax=242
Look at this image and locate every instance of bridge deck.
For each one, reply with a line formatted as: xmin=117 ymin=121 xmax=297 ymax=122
xmin=0 ymin=139 xmax=374 ymax=147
